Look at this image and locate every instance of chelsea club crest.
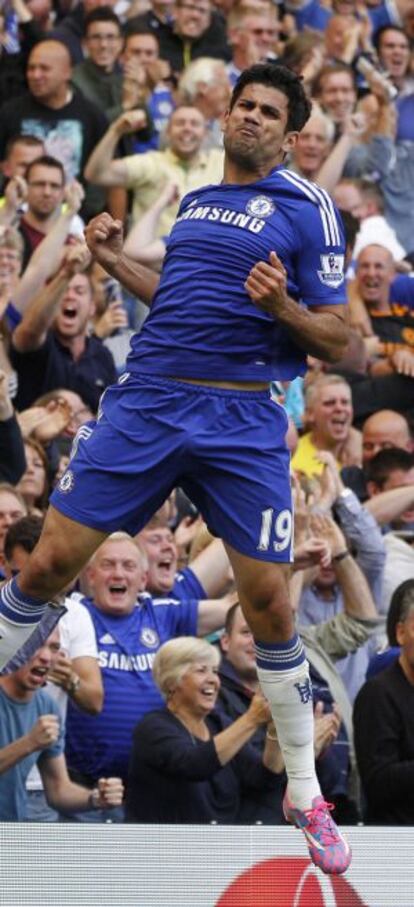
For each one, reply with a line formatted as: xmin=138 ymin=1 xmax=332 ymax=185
xmin=140 ymin=628 xmax=160 ymax=648
xmin=245 ymin=195 xmax=276 ymax=218
xmin=58 ymin=470 xmax=75 ymax=493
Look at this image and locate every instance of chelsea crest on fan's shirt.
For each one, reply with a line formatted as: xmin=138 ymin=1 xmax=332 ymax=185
xmin=64 ymin=593 xmax=199 ymax=781
xmin=127 ymin=165 xmax=346 ymax=384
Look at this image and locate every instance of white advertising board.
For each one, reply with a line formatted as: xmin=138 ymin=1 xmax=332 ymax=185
xmin=0 ymin=824 xmax=412 ymax=907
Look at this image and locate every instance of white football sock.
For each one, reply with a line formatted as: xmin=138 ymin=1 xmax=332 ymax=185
xmin=256 ymin=636 xmax=321 ymax=811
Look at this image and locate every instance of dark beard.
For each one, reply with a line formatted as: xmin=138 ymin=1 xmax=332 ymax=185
xmin=223 ymin=133 xmax=266 ymax=173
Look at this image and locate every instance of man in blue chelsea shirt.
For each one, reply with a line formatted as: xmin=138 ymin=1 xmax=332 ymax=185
xmin=1 ymin=64 xmax=350 ymax=874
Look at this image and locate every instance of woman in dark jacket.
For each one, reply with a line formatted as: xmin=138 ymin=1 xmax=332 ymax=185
xmin=126 ymin=636 xmax=284 ymax=824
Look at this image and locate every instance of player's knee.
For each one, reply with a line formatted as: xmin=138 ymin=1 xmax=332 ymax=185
xmin=248 ymin=574 xmax=291 ymax=616
xmin=21 ymin=541 xmax=74 ymax=598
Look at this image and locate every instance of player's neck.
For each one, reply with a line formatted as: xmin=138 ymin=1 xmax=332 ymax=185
xmin=223 ymin=157 xmax=283 ymax=185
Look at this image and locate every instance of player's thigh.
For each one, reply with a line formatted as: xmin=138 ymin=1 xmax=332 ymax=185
xmin=50 ymin=378 xmax=188 ymax=536
xmin=224 ymin=542 xmax=294 ymax=643
xmin=18 ymin=506 xmax=108 ymax=597
xmin=184 ymin=393 xmax=293 ymax=563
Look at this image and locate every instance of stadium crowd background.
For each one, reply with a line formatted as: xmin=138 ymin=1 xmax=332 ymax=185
xmin=0 ymin=0 xmax=414 ymax=826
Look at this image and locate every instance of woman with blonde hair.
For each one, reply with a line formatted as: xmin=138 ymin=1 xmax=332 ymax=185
xmin=126 ymin=636 xmax=284 ymax=823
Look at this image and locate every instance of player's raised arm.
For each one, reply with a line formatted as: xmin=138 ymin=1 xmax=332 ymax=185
xmin=85 ymin=214 xmax=160 ymax=307
xmin=245 ymin=250 xmax=349 ymax=363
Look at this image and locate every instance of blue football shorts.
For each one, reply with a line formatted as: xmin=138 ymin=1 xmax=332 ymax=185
xmin=50 ymin=373 xmax=293 ymax=562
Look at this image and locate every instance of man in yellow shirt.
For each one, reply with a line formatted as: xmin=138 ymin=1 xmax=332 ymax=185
xmin=84 ymin=105 xmax=224 ymax=234
xmin=291 ymin=374 xmax=361 ymax=478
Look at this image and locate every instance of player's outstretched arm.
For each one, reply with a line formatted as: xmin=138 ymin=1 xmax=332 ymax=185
xmin=85 ymin=213 xmax=160 ymax=307
xmin=245 ymin=251 xmax=349 ymax=363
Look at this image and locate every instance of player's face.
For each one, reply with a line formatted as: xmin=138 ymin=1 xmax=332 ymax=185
xmin=308 ymin=383 xmax=353 ymax=444
xmin=223 ymin=83 xmax=297 ymax=173
xmin=167 ymin=107 xmax=206 ymax=158
xmin=356 ymin=245 xmax=395 ymax=306
xmin=14 ymin=629 xmax=61 ymax=693
xmin=220 ymin=606 xmax=257 ymax=681
xmin=26 ymin=164 xmax=65 ymax=219
xmin=171 ymin=660 xmax=220 ymax=716
xmin=137 ymin=527 xmax=177 ymax=594
xmin=318 ymin=72 xmax=356 ymax=124
xmin=54 ymin=274 xmax=95 ymax=339
xmin=87 ymin=540 xmax=147 ymax=614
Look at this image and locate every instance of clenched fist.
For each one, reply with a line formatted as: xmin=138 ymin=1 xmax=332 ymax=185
xmin=27 ymin=714 xmax=60 ymax=750
xmin=84 ymin=213 xmax=124 ymax=270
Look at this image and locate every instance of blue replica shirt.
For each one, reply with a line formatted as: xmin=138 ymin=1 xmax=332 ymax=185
xmin=132 ymin=87 xmax=175 ymax=154
xmin=4 ymin=302 xmax=21 ymax=332
xmin=65 ymin=593 xmax=198 ymax=782
xmin=286 ymin=0 xmax=395 ymax=33
xmin=127 ymin=166 xmax=346 ymax=382
xmin=367 ymin=0 xmax=398 ymax=32
xmin=396 ymin=95 xmax=414 ymax=142
xmin=0 ymin=687 xmax=64 ymax=821
xmin=287 ymin=0 xmax=331 ymax=32
xmin=172 ymin=566 xmax=206 ymax=601
xmin=285 ymin=0 xmax=395 ymax=37
xmin=390 ymin=274 xmax=414 ymax=307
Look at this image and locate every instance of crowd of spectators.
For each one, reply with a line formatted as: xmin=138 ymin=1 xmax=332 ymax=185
xmin=0 ymin=0 xmax=414 ymax=826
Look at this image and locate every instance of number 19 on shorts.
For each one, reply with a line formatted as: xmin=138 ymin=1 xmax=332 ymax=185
xmin=258 ymin=507 xmax=292 ymax=554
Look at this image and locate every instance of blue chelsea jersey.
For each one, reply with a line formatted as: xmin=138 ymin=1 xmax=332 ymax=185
xmin=127 ymin=166 xmax=346 ymax=382
xmin=65 ymin=594 xmax=198 ymax=781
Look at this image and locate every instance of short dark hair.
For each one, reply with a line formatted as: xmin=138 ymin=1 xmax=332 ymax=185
xmin=124 ymin=24 xmax=160 ymax=47
xmin=4 ymin=515 xmax=44 ymax=562
xmin=230 ymin=63 xmax=312 ymax=132
xmin=5 ymin=134 xmax=44 ymax=160
xmin=84 ymin=6 xmax=122 ymax=34
xmin=365 ymin=447 xmax=414 ymax=489
xmin=373 ymin=24 xmax=410 ymax=53
xmin=26 ymin=154 xmax=65 ymax=184
xmin=387 ymin=579 xmax=414 ymax=646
